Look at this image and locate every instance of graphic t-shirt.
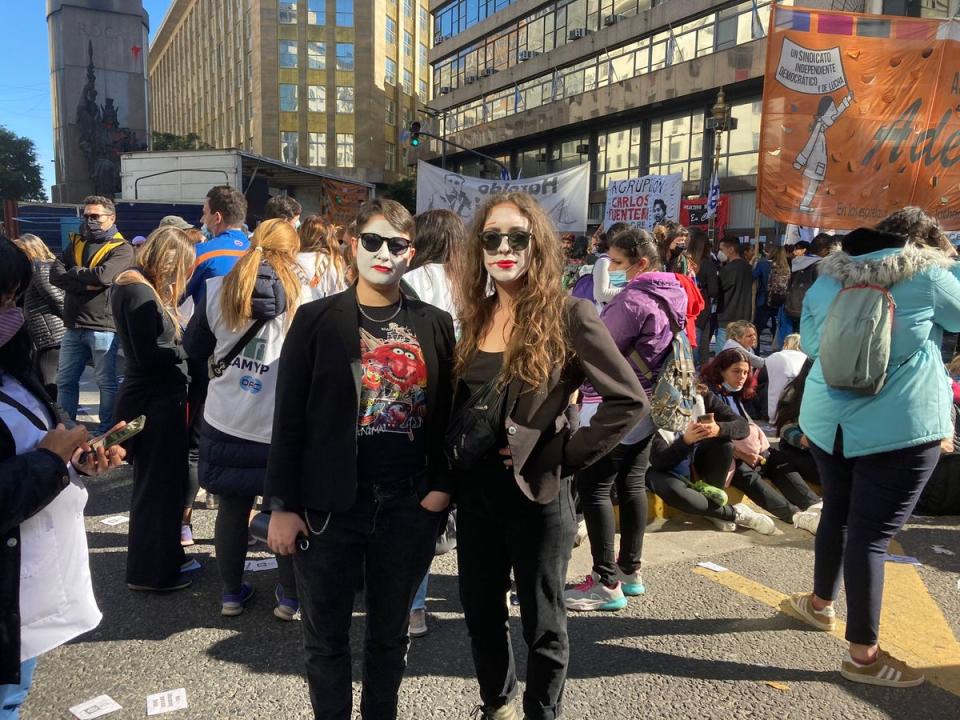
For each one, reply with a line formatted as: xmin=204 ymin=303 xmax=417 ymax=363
xmin=356 ymin=303 xmax=428 ymax=486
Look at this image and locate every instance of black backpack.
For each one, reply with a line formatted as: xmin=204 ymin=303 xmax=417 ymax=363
xmin=784 ymin=264 xmax=818 ymax=319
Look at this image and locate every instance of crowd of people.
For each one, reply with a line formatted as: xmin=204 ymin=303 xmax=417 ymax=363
xmin=2 ymin=187 xmax=960 ymax=719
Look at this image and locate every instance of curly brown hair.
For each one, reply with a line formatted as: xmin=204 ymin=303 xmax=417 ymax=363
xmin=875 ymin=207 xmax=951 ymax=254
xmin=452 ymin=192 xmax=568 ymax=389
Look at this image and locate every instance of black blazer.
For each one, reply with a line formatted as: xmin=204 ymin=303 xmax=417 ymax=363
xmin=487 ymin=297 xmax=649 ymax=504
xmin=265 ymin=286 xmax=455 ymax=513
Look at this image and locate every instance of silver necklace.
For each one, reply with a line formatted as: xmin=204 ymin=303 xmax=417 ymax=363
xmin=357 ymin=296 xmax=403 ymax=323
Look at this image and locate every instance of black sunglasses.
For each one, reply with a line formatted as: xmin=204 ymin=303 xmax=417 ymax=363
xmin=478 ymin=230 xmax=533 ymax=253
xmin=359 ymin=232 xmax=412 ymax=256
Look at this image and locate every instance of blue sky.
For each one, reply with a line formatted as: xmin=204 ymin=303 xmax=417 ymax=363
xmin=0 ymin=1 xmax=170 ymax=198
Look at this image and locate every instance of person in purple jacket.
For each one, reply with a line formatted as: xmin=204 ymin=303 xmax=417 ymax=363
xmin=565 ymin=228 xmax=689 ymax=612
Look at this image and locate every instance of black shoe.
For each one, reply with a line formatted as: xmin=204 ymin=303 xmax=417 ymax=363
xmin=127 ymin=573 xmax=192 ymax=592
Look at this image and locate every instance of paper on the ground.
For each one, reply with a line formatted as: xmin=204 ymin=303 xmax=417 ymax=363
xmin=697 ymin=561 xmax=728 ymax=573
xmin=69 ymin=695 xmax=122 ymax=719
xmin=100 ymin=515 xmax=129 ymax=526
xmin=885 ymin=554 xmax=922 ymax=566
xmin=146 ymin=688 xmax=187 ymax=716
xmin=244 ymin=557 xmax=278 ymax=572
xmin=932 ymin=545 xmax=956 ymax=556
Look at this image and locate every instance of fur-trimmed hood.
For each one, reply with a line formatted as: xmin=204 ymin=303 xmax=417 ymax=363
xmin=818 ymin=244 xmax=953 ymax=288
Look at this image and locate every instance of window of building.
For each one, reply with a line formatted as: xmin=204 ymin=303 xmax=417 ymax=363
xmin=403 ymin=31 xmax=413 ymax=57
xmin=386 ymin=16 xmax=397 ymax=44
xmin=597 ymin=125 xmax=642 ymax=189
xmin=281 ymin=131 xmax=299 ymax=163
xmin=418 ymin=79 xmax=428 ymax=101
xmin=400 ymin=105 xmax=411 ymax=129
xmin=404 ymin=0 xmax=414 ymax=18
xmin=402 ymin=69 xmax=413 ymax=94
xmin=279 ymin=0 xmax=297 ymax=24
xmin=554 ymin=136 xmax=590 ymax=171
xmin=308 ymin=84 xmax=326 ymax=111
xmin=419 ymin=5 xmax=429 ymax=30
xmin=337 ymin=85 xmax=355 ymax=113
xmin=385 ymin=58 xmax=398 ymax=85
xmin=309 ymin=132 xmax=327 ymax=165
xmin=308 ymin=41 xmax=326 ymax=69
xmin=307 ymin=0 xmax=324 ymax=23
xmin=280 ymin=83 xmax=299 ymax=111
xmin=279 ymin=39 xmax=298 ymax=68
xmin=385 ymin=142 xmax=397 ymax=171
xmin=385 ymin=98 xmax=396 ymax=125
xmin=718 ymin=99 xmax=761 ymax=178
xmin=419 ymin=42 xmax=428 ymax=67
xmin=648 ymin=111 xmax=704 ymax=182
xmin=336 ymin=0 xmax=353 ymax=26
xmin=336 ymin=43 xmax=354 ymax=70
xmin=336 ymin=133 xmax=355 ymax=166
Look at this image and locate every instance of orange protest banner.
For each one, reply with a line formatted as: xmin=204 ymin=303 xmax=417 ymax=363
xmin=758 ymin=5 xmax=960 ymax=230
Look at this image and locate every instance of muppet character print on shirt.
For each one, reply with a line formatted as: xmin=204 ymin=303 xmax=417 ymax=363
xmin=357 ymin=324 xmax=427 ymax=440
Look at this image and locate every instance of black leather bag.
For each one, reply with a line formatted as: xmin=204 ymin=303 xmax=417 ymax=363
xmin=444 ymin=379 xmax=506 ymax=471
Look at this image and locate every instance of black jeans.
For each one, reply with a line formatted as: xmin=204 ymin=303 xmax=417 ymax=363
xmin=457 ymin=461 xmax=576 ymax=720
xmin=727 ymin=448 xmax=820 ymax=523
xmin=215 ymin=493 xmax=296 ymax=597
xmin=576 ymin=437 xmax=652 ymax=584
xmin=293 ymin=482 xmax=441 ymax=720
xmin=811 ymin=441 xmax=939 ymax=646
xmin=775 ymin=443 xmax=821 ymax=487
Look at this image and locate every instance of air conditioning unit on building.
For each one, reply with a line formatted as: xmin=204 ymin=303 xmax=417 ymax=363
xmin=576 ymin=144 xmax=590 ymax=154
xmin=435 ymin=34 xmax=448 ymax=46
xmin=568 ymin=28 xmax=591 ymax=40
xmin=481 ymin=67 xmax=498 ymax=77
xmin=439 ymin=85 xmax=452 ymax=95
xmin=517 ymin=50 xmax=540 ymax=61
xmin=603 ymin=14 xmax=625 ymax=26
xmin=465 ymin=74 xmax=479 ymax=84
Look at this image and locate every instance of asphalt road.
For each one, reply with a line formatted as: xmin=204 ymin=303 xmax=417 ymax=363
xmin=20 ymin=462 xmax=960 ymax=719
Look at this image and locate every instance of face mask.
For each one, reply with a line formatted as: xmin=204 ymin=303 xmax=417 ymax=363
xmin=356 ymin=236 xmax=411 ymax=287
xmin=717 ymin=250 xmax=728 ymax=263
xmin=83 ymin=217 xmax=112 ymax=242
xmin=0 ymin=307 xmax=24 ymax=348
xmin=674 ymin=243 xmax=686 ymax=253
xmin=294 ymin=219 xmax=301 ymax=230
xmin=200 ymin=224 xmax=213 ymax=241
xmin=608 ymin=270 xmax=628 ymax=287
xmin=722 ymin=381 xmax=741 ymax=393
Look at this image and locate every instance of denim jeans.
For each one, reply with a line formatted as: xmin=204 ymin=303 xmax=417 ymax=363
xmin=0 ymin=658 xmax=37 ymax=720
xmin=810 ymin=441 xmax=940 ymax=645
xmin=411 ymin=572 xmax=428 ymax=612
xmin=293 ymin=482 xmax=441 ymax=720
xmin=56 ymin=328 xmax=119 ymax=432
xmin=714 ymin=326 xmax=727 ymax=351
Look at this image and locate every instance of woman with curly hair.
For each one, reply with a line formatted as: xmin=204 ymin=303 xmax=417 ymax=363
xmin=699 ymin=347 xmax=821 ymax=532
xmin=875 ymin=206 xmax=955 ymax=256
xmin=451 ymin=193 xmax=646 ymax=720
xmin=653 ymin=219 xmax=690 ymax=275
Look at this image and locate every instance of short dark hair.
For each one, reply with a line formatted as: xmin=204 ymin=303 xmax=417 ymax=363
xmin=609 ymin=228 xmax=659 ymax=269
xmin=356 ymin=198 xmax=415 ymax=239
xmin=206 ymin=185 xmax=247 ymax=226
xmin=719 ymin=236 xmax=741 ymax=255
xmin=810 ymin=232 xmax=841 ymax=256
xmin=82 ymin=195 xmax=115 ymax=216
xmin=264 ymin=195 xmax=302 ymax=221
xmin=411 ymin=209 xmax=464 ymax=269
xmin=653 ymin=199 xmax=667 ymax=212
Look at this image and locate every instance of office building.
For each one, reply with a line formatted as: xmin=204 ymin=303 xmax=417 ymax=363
xmin=425 ymin=0 xmax=957 ymax=233
xmin=149 ymin=0 xmax=433 ymax=186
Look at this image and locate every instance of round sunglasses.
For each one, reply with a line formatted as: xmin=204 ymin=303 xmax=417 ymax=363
xmin=478 ymin=230 xmax=533 ymax=253
xmin=359 ymin=232 xmax=412 ymax=255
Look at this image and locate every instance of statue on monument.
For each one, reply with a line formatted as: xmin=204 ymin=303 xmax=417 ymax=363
xmin=74 ymin=41 xmax=144 ymax=198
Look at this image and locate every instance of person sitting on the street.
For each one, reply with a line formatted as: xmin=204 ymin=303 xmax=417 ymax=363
xmin=646 ymin=391 xmax=777 ymax=535
xmin=766 ymin=334 xmax=807 ymax=424
xmin=773 ymin=358 xmax=820 ymax=488
xmin=722 ymin=320 xmax=764 ymax=369
xmin=699 ymin=348 xmax=822 ymax=535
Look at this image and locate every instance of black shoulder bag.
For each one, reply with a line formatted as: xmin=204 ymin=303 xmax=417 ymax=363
xmin=208 ymin=319 xmax=268 ymax=379
xmin=444 ymin=378 xmax=507 ymax=471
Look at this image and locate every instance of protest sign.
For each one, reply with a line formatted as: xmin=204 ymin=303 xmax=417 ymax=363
xmin=680 ymin=195 xmax=729 ymax=235
xmin=758 ymin=6 xmax=960 ymax=230
xmin=416 ymin=161 xmax=590 ymax=232
xmin=603 ymin=173 xmax=682 ymax=231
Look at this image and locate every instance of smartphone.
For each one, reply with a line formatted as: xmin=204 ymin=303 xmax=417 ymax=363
xmin=90 ymin=415 xmax=147 ymax=450
xmin=697 ymin=413 xmax=715 ymax=424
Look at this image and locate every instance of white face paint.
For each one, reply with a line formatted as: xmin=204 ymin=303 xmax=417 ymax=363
xmin=355 ymin=216 xmax=414 ymax=288
xmin=482 ymin=203 xmax=532 ymax=286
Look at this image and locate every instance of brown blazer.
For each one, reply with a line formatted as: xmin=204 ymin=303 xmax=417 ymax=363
xmin=499 ymin=297 xmax=649 ymax=503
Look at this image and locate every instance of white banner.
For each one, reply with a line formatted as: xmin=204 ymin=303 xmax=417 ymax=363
xmin=603 ymin=173 xmax=683 ymax=231
xmin=416 ymin=161 xmax=590 ymax=232
xmin=775 ymin=38 xmax=847 ymax=95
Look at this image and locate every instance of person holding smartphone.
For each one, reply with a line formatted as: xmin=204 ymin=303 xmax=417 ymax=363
xmin=265 ymin=199 xmax=455 ymax=719
xmin=1 ymin=237 xmax=125 ymax=716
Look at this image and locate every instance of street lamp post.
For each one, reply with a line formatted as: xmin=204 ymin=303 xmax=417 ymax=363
xmin=705 ymin=88 xmax=737 ymax=246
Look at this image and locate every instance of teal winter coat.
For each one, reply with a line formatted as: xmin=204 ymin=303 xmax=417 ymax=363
xmin=799 ymin=245 xmax=960 ymax=457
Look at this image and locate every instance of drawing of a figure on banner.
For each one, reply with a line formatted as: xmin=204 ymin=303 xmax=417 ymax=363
xmin=794 ymin=90 xmax=854 ymax=213
xmin=426 ymin=173 xmax=476 ymax=219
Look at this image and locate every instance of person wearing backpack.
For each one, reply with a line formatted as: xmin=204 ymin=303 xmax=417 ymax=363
xmin=565 ymin=228 xmax=687 ymax=612
xmin=785 ymin=227 xmax=960 ymax=689
xmin=783 ymin=241 xmax=819 ymax=334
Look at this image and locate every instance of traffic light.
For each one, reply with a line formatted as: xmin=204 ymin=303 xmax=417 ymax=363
xmin=409 ymin=121 xmax=421 ymax=147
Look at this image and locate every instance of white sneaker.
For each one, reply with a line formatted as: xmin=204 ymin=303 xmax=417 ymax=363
xmin=733 ymin=503 xmax=777 ymax=535
xmin=573 ymin=519 xmax=588 ymax=548
xmin=707 ymin=516 xmax=737 ymax=533
xmin=793 ymin=510 xmax=821 ymax=535
xmin=409 ymin=608 xmax=428 ymax=638
xmin=564 ymin=573 xmax=627 ymax=611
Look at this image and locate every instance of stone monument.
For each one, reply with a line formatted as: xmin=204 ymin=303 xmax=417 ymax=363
xmin=47 ymin=0 xmax=150 ymax=203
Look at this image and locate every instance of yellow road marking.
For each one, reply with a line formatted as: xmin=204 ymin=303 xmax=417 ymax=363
xmin=693 ymin=548 xmax=960 ymax=697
